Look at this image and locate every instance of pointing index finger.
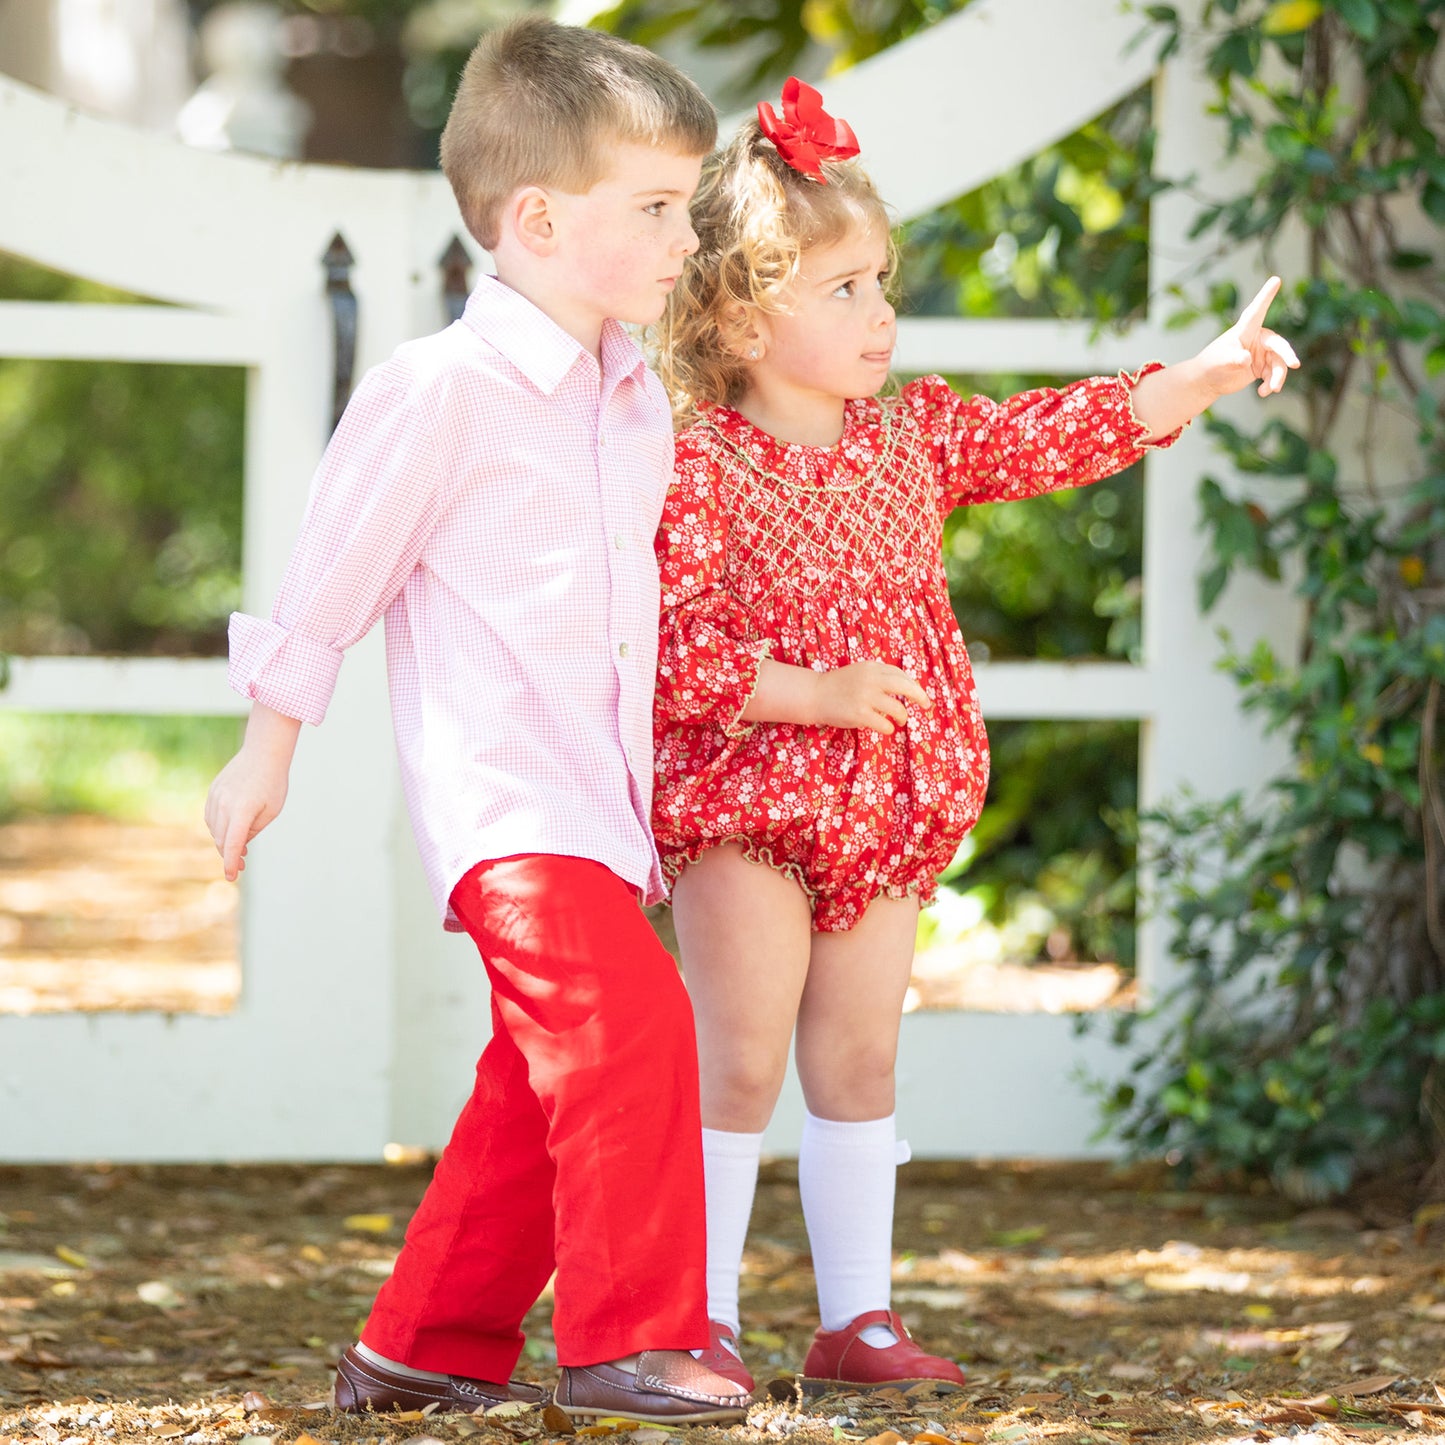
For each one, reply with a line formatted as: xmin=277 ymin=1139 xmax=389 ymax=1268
xmin=1237 ymin=275 xmax=1282 ymax=341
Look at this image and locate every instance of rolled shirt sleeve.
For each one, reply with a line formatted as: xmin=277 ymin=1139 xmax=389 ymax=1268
xmin=228 ymin=358 xmax=449 ymax=726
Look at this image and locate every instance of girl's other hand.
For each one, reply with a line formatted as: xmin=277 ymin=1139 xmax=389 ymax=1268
xmin=1197 ymin=275 xmax=1300 ymax=399
xmin=814 ymin=660 xmax=932 ymax=735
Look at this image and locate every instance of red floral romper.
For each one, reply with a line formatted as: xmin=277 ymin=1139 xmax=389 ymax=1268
xmin=651 ymin=370 xmax=1175 ymax=931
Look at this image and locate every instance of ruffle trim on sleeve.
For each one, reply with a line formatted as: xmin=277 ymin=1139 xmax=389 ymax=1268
xmin=722 ymin=639 xmax=773 ymax=740
xmin=1118 ymin=361 xmax=1187 ymax=450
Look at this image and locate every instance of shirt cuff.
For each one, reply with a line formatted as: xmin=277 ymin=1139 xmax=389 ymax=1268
xmin=227 ymin=612 xmax=345 ymax=727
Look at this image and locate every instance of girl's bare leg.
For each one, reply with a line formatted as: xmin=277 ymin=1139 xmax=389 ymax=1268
xmin=671 ymin=844 xmax=814 ymax=1339
xmin=795 ymin=893 xmax=918 ymax=1120
xmin=671 ymin=843 xmax=814 ymax=1132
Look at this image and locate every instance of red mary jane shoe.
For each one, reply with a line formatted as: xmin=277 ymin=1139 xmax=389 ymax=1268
xmin=800 ymin=1310 xmax=966 ymax=1395
xmin=695 ymin=1320 xmax=755 ymax=1393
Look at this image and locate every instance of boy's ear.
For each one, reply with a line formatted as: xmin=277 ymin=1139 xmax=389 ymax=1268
xmin=504 ymin=186 xmax=558 ymax=257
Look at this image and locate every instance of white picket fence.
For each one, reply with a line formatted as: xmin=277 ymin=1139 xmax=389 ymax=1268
xmin=0 ymin=0 xmax=1298 ymax=1161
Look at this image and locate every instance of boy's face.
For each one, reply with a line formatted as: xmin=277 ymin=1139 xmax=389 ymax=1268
xmin=548 ymin=142 xmax=704 ymax=328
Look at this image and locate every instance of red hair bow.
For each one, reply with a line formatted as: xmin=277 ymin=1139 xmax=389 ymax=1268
xmin=757 ymin=77 xmax=860 ymax=183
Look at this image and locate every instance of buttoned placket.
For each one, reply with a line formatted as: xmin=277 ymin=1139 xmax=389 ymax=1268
xmin=597 ymin=368 xmax=636 ymax=762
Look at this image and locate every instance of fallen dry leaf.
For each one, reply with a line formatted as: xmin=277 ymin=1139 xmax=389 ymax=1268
xmin=1413 ymin=1203 xmax=1445 ymax=1246
xmin=1260 ymin=1405 xmax=1321 ymax=1426
xmin=862 ymin=1432 xmax=905 ymax=1445
xmin=543 ymin=1403 xmax=577 ymax=1434
xmin=485 ymin=1400 xmax=534 ymax=1418
xmin=954 ymin=1430 xmax=987 ymax=1444
xmin=1014 ymin=1392 xmax=1065 ymax=1406
xmin=1336 ymin=1375 xmax=1400 ymax=1397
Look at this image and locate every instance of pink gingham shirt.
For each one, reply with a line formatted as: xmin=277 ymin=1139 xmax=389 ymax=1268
xmin=228 ymin=275 xmax=671 ymax=926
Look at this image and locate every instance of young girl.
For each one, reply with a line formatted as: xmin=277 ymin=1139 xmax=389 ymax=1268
xmin=651 ymin=80 xmax=1298 ymax=1395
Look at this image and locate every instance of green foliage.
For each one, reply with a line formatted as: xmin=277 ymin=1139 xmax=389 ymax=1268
xmin=952 ymin=720 xmax=1140 ymax=970
xmin=592 ymin=0 xmax=980 ymax=107
xmin=1102 ymin=0 xmax=1445 ymax=1197
xmin=899 ymin=87 xmax=1156 ymax=323
xmin=0 ymin=714 xmax=243 ymax=823
xmin=935 ymin=373 xmax=1145 ymax=664
xmin=0 ymin=254 xmax=245 ymax=656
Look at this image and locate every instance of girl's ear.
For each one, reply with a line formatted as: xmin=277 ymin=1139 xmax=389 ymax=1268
xmin=721 ymin=300 xmax=765 ymax=361
xmin=503 ymin=186 xmax=557 ymax=257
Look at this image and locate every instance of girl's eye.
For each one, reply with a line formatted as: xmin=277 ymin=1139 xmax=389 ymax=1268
xmin=645 ymin=201 xmax=665 ymax=216
xmin=832 ymin=280 xmax=855 ymax=298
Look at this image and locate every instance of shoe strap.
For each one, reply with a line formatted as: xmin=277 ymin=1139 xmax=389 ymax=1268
xmin=845 ymin=1307 xmax=909 ymax=1338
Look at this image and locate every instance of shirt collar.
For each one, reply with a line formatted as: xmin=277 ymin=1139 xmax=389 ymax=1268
xmin=461 ymin=274 xmax=647 ymax=395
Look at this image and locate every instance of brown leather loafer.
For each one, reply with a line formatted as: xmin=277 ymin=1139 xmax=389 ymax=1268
xmin=333 ymin=1344 xmax=548 ymax=1414
xmin=556 ymin=1349 xmax=751 ymax=1424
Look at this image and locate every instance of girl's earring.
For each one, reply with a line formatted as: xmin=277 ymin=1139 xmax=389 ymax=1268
xmin=748 ymin=347 xmax=759 ymax=360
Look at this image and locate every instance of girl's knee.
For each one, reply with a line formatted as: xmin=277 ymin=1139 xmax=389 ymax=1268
xmin=798 ymin=1039 xmax=898 ymax=1115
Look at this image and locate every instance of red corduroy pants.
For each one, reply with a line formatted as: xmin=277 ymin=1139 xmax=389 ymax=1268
xmin=361 ymin=854 xmax=709 ymax=1379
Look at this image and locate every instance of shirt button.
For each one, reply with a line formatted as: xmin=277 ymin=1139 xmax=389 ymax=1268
xmin=618 ymin=642 xmax=629 ymax=659
xmin=614 ymin=534 xmax=627 ymax=550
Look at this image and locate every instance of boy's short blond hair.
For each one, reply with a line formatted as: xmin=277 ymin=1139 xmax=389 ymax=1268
xmin=441 ymin=15 xmax=717 ymax=250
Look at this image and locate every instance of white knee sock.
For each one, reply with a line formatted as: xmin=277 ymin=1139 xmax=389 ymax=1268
xmin=799 ymin=1110 xmax=904 ymax=1347
xmin=701 ymin=1126 xmax=765 ymax=1342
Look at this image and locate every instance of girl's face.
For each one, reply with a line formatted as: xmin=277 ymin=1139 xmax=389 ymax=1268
xmin=747 ymin=217 xmax=896 ymax=415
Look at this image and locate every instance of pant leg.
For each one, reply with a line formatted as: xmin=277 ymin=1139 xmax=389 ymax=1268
xmin=458 ymin=854 xmax=709 ymax=1366
xmin=362 ymin=990 xmax=557 ymax=1381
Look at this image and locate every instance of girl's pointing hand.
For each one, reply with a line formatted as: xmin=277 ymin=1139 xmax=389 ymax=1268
xmin=1198 ymin=275 xmax=1301 ymax=399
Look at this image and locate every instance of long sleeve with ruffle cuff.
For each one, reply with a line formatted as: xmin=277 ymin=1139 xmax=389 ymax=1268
xmin=901 ymin=365 xmax=1182 ymax=515
xmin=655 ymin=441 xmax=768 ymax=737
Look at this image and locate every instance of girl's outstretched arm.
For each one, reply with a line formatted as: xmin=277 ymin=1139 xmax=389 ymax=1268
xmin=1129 ymin=276 xmax=1300 ymax=442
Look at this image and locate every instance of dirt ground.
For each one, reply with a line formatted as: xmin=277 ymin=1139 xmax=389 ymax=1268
xmin=2 ymin=1159 xmax=1443 ymax=1445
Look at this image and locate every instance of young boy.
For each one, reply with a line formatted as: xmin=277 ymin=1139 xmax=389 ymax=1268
xmin=204 ymin=17 xmax=751 ymax=1425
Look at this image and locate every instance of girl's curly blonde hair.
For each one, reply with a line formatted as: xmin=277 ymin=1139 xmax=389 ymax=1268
xmin=653 ymin=119 xmax=895 ymax=427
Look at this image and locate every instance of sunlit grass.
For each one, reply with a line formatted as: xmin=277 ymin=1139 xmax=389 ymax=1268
xmin=0 ymin=713 xmax=242 ymax=823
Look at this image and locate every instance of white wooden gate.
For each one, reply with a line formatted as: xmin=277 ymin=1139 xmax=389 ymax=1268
xmin=0 ymin=0 xmax=1296 ymax=1161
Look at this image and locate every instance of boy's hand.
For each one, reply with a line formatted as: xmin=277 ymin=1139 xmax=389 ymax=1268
xmin=813 ymin=660 xmax=933 ymax=735
xmin=1196 ymin=275 xmax=1300 ymax=400
xmin=204 ymin=704 xmax=301 ymax=880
